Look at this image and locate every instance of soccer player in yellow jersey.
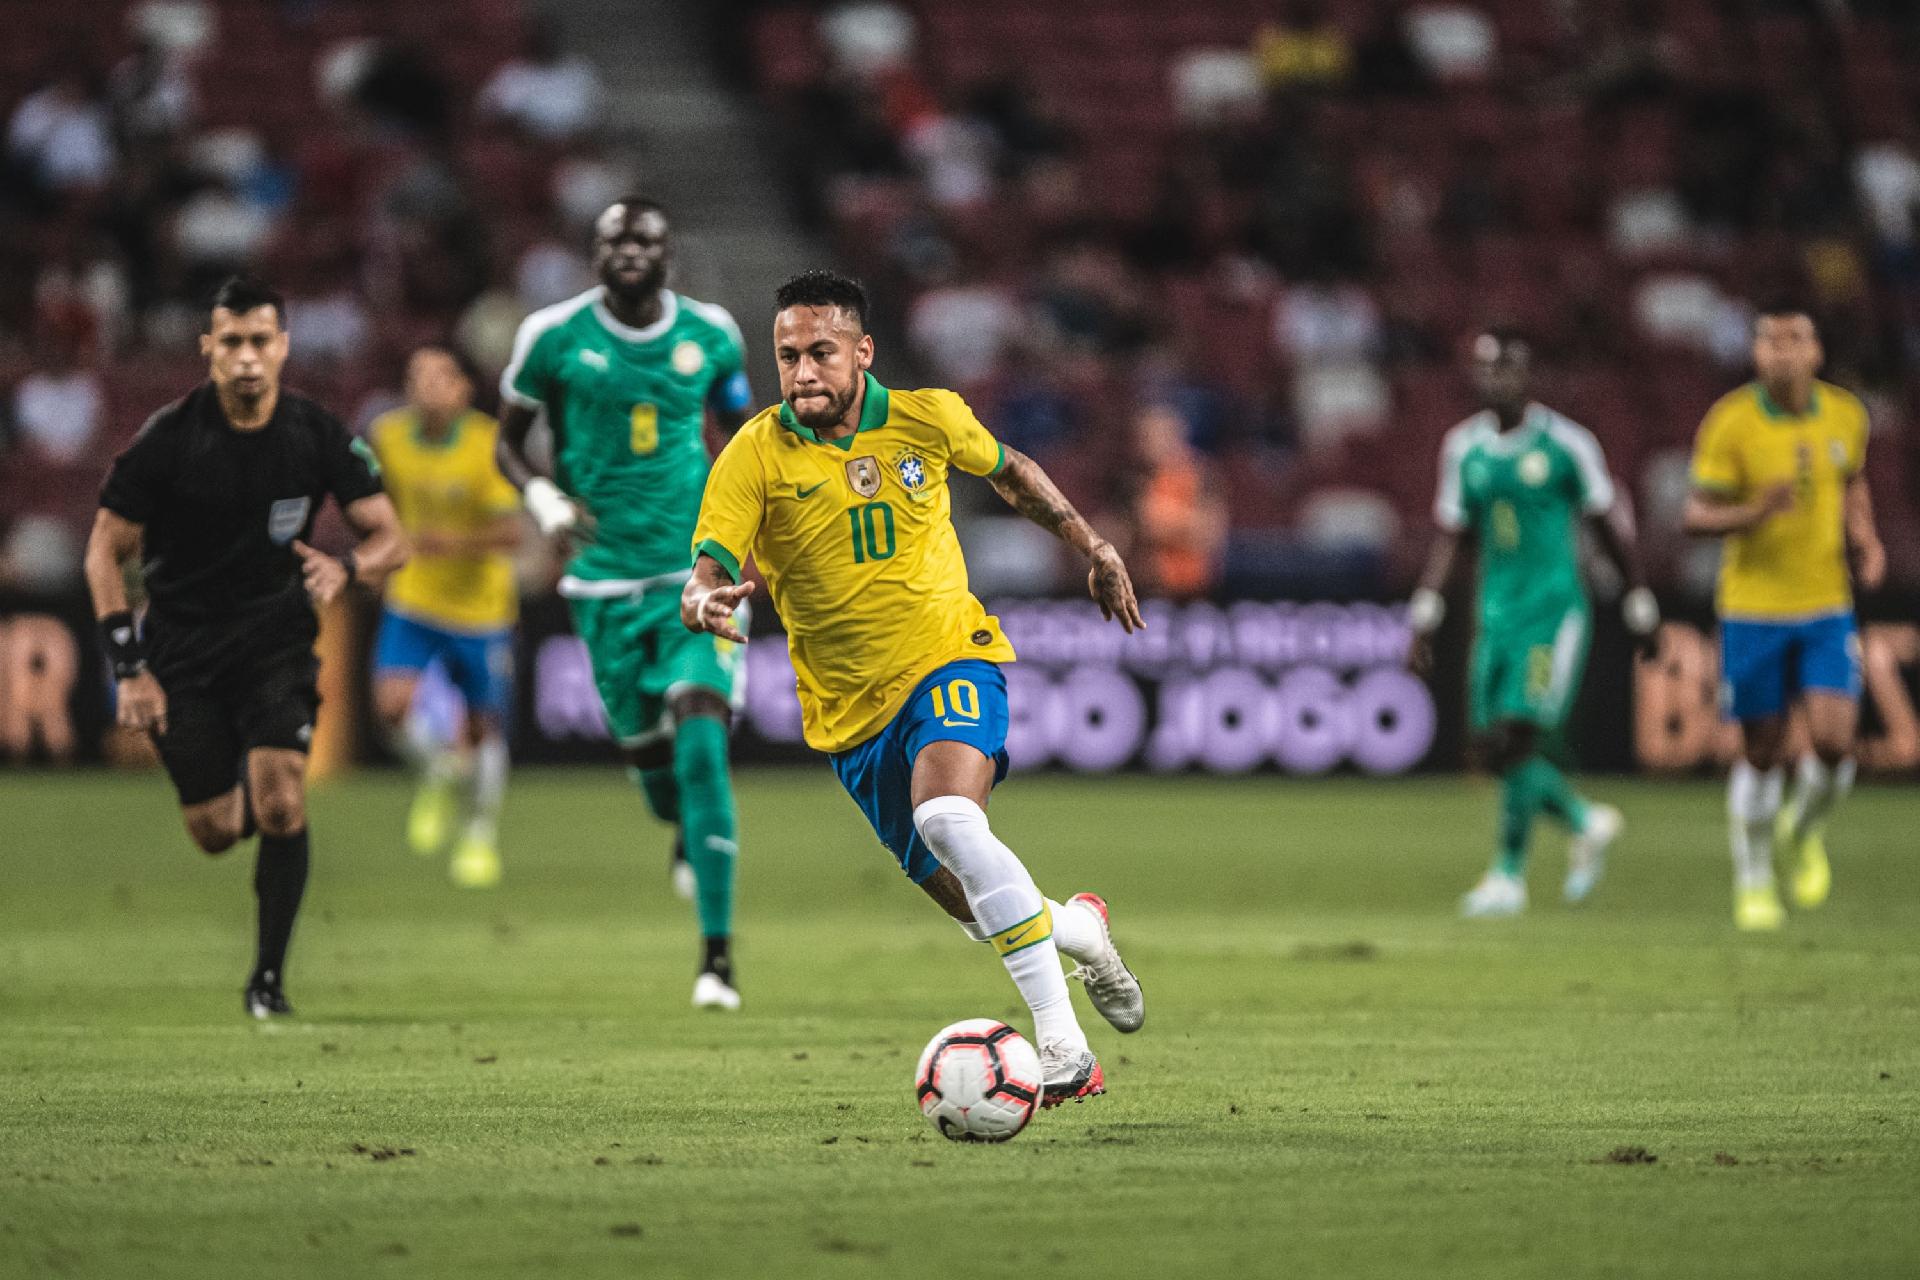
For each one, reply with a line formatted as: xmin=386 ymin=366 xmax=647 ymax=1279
xmin=1684 ymin=303 xmax=1885 ymax=931
xmin=368 ymin=345 xmax=524 ymax=888
xmin=683 ymin=271 xmax=1146 ymax=1105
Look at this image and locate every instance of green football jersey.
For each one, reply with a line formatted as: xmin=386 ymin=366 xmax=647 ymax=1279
xmin=1433 ymin=404 xmax=1615 ymax=627
xmin=502 ymin=287 xmax=751 ymax=582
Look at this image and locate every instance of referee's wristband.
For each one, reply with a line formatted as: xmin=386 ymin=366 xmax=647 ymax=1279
xmin=99 ymin=611 xmax=147 ymax=679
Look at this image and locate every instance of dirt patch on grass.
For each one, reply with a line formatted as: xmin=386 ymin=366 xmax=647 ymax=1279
xmin=1595 ymin=1145 xmax=1657 ymax=1165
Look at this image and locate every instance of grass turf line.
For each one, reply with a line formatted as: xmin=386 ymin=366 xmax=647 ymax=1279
xmin=2 ymin=769 xmax=1917 ymax=1278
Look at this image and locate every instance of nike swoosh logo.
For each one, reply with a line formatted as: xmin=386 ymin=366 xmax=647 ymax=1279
xmin=1001 ymin=924 xmax=1039 ymax=948
xmin=939 ymin=719 xmax=974 ymax=727
xmin=796 ymin=482 xmax=825 ymax=499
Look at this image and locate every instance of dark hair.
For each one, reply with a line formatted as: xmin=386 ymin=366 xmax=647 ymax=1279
xmin=412 ymin=340 xmax=482 ymax=389
xmin=206 ymin=275 xmax=285 ymax=328
xmin=775 ymin=269 xmax=869 ymax=332
xmin=1754 ymin=298 xmax=1817 ymax=331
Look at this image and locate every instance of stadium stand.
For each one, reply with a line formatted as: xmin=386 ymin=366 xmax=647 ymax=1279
xmin=736 ymin=0 xmax=1920 ymax=597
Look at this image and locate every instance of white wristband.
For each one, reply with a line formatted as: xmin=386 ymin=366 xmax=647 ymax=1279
xmin=523 ymin=477 xmax=575 ymax=536
xmin=1622 ymin=586 xmax=1660 ymax=636
xmin=1408 ymin=588 xmax=1446 ymax=634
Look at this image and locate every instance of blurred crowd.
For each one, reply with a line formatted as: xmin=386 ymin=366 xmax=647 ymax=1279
xmin=739 ymin=0 xmax=1920 ymax=601
xmin=6 ymin=0 xmax=1920 ymax=607
xmin=0 ymin=0 xmax=616 ymax=589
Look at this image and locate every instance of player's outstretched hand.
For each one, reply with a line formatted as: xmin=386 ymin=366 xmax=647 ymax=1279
xmin=1088 ymin=542 xmax=1145 ymax=633
xmin=117 ymin=670 xmax=168 ymax=735
xmin=1757 ymin=482 xmax=1796 ymax=520
xmin=688 ymin=581 xmax=753 ymax=644
xmin=292 ymin=540 xmax=348 ymax=606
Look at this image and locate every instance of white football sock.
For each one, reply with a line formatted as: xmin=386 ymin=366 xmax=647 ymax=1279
xmin=387 ymin=710 xmax=440 ymax=771
xmin=1728 ymin=760 xmax=1784 ymax=890
xmin=913 ymin=796 xmax=1083 ymax=1050
xmin=1790 ymin=754 xmax=1853 ymax=840
xmin=957 ymin=898 xmax=1101 ymax=961
xmin=471 ymin=734 xmax=509 ymax=829
xmin=1048 ymin=898 xmax=1103 ymax=963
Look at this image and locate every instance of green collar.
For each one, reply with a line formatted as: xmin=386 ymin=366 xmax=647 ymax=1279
xmin=1754 ymin=382 xmax=1819 ymax=421
xmin=778 ymin=373 xmax=889 ymax=451
xmin=410 ymin=410 xmax=468 ymax=450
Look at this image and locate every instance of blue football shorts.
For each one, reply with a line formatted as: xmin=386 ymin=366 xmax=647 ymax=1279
xmin=373 ymin=607 xmax=515 ymax=722
xmin=1719 ymin=612 xmax=1861 ymax=721
xmin=830 ymin=659 xmax=1011 ymax=884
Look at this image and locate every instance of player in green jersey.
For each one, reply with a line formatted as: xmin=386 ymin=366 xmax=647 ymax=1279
xmin=496 ymin=196 xmax=755 ymax=1008
xmin=1408 ymin=330 xmax=1660 ymax=918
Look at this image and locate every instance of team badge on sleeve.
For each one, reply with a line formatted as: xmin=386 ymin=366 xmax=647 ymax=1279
xmin=267 ymin=497 xmax=311 ymax=545
xmin=847 ymin=455 xmax=882 ymax=498
xmin=895 ymin=452 xmax=927 ymax=492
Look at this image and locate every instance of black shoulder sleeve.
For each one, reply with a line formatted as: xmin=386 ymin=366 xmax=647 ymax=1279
xmin=99 ymin=406 xmax=176 ymax=524
xmin=313 ymin=402 xmax=384 ymax=507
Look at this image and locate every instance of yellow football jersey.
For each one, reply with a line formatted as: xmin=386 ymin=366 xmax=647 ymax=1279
xmin=1689 ymin=380 xmax=1867 ymax=620
xmin=692 ymin=374 xmax=1017 ymax=752
xmin=369 ymin=408 xmax=522 ymax=632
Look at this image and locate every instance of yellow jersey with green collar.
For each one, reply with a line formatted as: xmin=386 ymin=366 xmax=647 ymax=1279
xmin=1689 ymin=380 xmax=1867 ymax=620
xmin=692 ymin=374 xmax=1017 ymax=752
xmin=369 ymin=407 xmax=521 ymax=632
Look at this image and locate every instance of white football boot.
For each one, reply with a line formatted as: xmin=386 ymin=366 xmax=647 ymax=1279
xmin=1038 ymin=1039 xmax=1106 ymax=1108
xmin=1563 ymin=803 xmax=1622 ymax=904
xmin=691 ymin=971 xmax=741 ymax=1011
xmin=1063 ymin=893 xmax=1144 ymax=1033
xmin=1459 ymin=870 xmax=1527 ymax=919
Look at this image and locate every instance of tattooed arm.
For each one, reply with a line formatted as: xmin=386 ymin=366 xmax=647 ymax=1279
xmin=988 ymin=446 xmax=1145 ymax=632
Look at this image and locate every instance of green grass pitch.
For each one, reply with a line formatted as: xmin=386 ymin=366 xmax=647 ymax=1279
xmin=3 ymin=768 xmax=1918 ymax=1278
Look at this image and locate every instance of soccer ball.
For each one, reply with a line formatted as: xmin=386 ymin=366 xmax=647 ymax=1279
xmin=914 ymin=1018 xmax=1042 ymax=1143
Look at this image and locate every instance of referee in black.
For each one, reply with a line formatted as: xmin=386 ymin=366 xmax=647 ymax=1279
xmin=82 ymin=276 xmax=409 ymax=1018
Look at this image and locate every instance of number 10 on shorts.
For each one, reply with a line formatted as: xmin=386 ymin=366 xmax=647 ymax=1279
xmin=929 ymin=678 xmax=979 ymax=722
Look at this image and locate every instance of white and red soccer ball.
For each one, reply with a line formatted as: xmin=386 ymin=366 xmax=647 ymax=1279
xmin=914 ymin=1018 xmax=1042 ymax=1143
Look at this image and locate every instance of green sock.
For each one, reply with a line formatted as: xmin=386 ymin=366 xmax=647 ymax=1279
xmin=1523 ymin=755 xmax=1591 ymax=834
xmin=1497 ymin=762 xmax=1542 ymax=877
xmin=672 ymin=716 xmax=738 ymax=939
xmin=629 ymin=766 xmax=680 ymax=825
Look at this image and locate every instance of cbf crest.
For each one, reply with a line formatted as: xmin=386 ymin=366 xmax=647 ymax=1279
xmin=846 ymin=455 xmax=882 ymax=498
xmin=894 ymin=451 xmax=928 ymax=493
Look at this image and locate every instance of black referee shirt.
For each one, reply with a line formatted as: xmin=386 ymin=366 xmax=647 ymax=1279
xmin=100 ymin=383 xmax=383 ymax=644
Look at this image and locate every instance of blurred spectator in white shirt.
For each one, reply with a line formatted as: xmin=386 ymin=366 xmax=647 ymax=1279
xmin=478 ymin=18 xmax=604 ymax=142
xmin=1273 ymin=281 xmax=1383 ymax=366
xmin=13 ymin=347 xmax=104 ymax=464
xmin=821 ymin=1 xmax=917 ymax=79
xmin=908 ymin=273 xmax=1023 ymax=387
xmin=109 ymin=35 xmax=197 ymax=144
xmin=1403 ymin=3 xmax=1497 ymax=82
xmin=7 ymin=71 xmax=116 ymax=196
xmin=1853 ymin=138 xmax=1920 ymax=251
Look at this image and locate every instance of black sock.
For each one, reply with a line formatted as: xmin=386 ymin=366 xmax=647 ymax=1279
xmin=239 ymin=780 xmax=257 ymax=841
xmin=703 ymin=935 xmax=731 ymax=983
xmin=252 ymin=828 xmax=310 ymax=986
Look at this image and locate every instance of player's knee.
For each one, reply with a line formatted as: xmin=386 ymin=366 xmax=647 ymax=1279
xmin=254 ymin=787 xmax=306 ymax=837
xmin=1808 ymin=734 xmax=1851 ymax=767
xmin=669 ymin=689 xmax=731 ymax=730
xmin=373 ymin=681 xmax=414 ymax=727
xmin=184 ymin=812 xmax=242 ymax=854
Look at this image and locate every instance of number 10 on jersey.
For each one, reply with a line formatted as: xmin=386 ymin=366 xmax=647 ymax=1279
xmin=847 ymin=501 xmax=895 ymax=563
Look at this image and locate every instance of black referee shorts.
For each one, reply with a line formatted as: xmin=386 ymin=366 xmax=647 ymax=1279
xmin=149 ymin=639 xmax=320 ymax=807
